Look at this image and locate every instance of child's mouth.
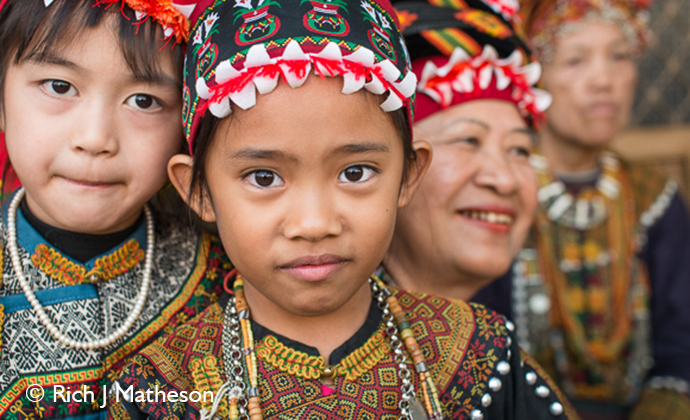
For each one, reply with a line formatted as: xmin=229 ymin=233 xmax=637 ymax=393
xmin=60 ymin=176 xmax=117 ymax=188
xmin=280 ymin=254 xmax=348 ymax=282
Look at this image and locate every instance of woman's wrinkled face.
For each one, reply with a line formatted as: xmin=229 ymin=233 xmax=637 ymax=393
xmin=542 ymin=20 xmax=638 ymax=147
xmin=397 ymin=100 xmax=538 ymax=282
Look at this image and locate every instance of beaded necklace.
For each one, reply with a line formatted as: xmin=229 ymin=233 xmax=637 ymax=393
xmin=532 ymin=152 xmax=621 ymax=230
xmin=202 ymin=273 xmax=443 ymax=420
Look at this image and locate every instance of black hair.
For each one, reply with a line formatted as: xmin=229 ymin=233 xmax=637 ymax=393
xmin=0 ymin=0 xmax=184 ymax=194
xmin=187 ymin=105 xmax=417 ymax=217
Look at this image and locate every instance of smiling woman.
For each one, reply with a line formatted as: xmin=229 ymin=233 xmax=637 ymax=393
xmin=383 ymin=0 xmax=549 ymax=303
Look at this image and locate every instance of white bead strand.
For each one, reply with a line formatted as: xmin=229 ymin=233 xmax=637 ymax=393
xmin=7 ymin=187 xmax=154 ymax=349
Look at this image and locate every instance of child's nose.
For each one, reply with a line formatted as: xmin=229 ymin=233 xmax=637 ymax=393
xmin=282 ymin=189 xmax=343 ymax=242
xmin=71 ymin=103 xmax=119 ymax=156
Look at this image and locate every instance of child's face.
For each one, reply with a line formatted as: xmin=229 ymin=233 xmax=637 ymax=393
xmin=1 ymin=17 xmax=182 ymax=234
xmin=183 ymin=76 xmax=411 ymax=317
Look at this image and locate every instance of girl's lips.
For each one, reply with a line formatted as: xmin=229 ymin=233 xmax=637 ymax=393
xmin=283 ymin=263 xmax=345 ymax=282
xmin=60 ymin=176 xmax=117 ymax=188
xmin=280 ymin=255 xmax=347 ymax=282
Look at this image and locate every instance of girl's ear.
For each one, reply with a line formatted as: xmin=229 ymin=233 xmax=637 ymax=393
xmin=398 ymin=140 xmax=432 ymax=208
xmin=168 ymin=154 xmax=217 ymax=222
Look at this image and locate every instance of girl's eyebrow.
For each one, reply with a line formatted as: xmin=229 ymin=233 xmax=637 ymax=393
xmin=232 ymin=148 xmax=298 ymax=163
xmin=328 ymin=142 xmax=390 ymax=157
xmin=231 ymin=142 xmax=390 ymax=162
xmin=26 ymin=51 xmax=180 ymax=89
xmin=27 ymin=52 xmax=79 ymax=70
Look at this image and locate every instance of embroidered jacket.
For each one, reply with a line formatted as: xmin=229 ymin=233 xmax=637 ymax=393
xmin=0 ymin=194 xmax=232 ymax=420
xmin=115 ymin=289 xmax=578 ymax=420
xmin=475 ymin=158 xmax=690 ymax=417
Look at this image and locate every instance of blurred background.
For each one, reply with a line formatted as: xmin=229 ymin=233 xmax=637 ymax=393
xmin=613 ymin=0 xmax=690 ymax=198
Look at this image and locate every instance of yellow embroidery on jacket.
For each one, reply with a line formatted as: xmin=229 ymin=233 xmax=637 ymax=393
xmin=189 ymin=355 xmax=227 ymax=416
xmin=30 ymin=239 xmax=144 ymax=286
xmin=256 ymin=324 xmax=390 ymax=382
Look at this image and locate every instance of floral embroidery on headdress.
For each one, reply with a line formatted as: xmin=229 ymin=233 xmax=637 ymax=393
xmin=183 ymin=0 xmax=417 ymax=153
xmin=522 ymin=0 xmax=653 ymax=60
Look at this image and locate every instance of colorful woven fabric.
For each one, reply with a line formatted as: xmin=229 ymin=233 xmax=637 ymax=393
xmin=0 ymin=193 xmax=233 ymax=420
xmin=182 ymin=0 xmax=416 ymax=153
xmin=393 ymin=0 xmax=551 ymax=124
xmin=115 ymin=289 xmax=577 ymax=419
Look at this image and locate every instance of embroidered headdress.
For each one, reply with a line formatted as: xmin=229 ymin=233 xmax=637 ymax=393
xmin=522 ymin=0 xmax=653 ymax=60
xmin=182 ymin=0 xmax=416 ymax=153
xmin=394 ymin=0 xmax=551 ymax=124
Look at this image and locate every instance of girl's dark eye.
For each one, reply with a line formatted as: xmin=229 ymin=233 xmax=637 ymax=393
xmin=136 ymin=95 xmax=153 ymax=109
xmin=41 ymin=79 xmax=77 ymax=97
xmin=52 ymin=81 xmax=71 ymax=94
xmin=338 ymin=165 xmax=375 ymax=183
xmin=246 ymin=170 xmax=284 ymax=188
xmin=126 ymin=94 xmax=162 ymax=111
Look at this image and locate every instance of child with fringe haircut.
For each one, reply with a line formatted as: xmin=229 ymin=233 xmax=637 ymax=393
xmin=0 ymin=1 xmax=232 ymax=418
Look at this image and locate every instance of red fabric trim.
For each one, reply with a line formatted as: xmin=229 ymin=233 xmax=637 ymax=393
xmin=413 ymin=55 xmax=543 ymax=126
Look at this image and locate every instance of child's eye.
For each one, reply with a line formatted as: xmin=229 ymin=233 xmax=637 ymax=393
xmin=41 ymin=80 xmax=77 ymax=98
xmin=338 ymin=165 xmax=376 ymax=183
xmin=246 ymin=170 xmax=285 ymax=188
xmin=126 ymin=94 xmax=163 ymax=111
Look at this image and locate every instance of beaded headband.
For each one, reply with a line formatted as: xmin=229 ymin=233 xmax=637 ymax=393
xmin=522 ymin=0 xmax=652 ymax=60
xmin=183 ymin=0 xmax=416 ymax=154
xmin=395 ymin=0 xmax=551 ymax=124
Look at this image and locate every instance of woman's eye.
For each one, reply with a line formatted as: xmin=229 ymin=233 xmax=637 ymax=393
xmin=41 ymin=80 xmax=77 ymax=97
xmin=566 ymin=57 xmax=582 ymax=67
xmin=246 ymin=170 xmax=284 ymax=188
xmin=510 ymin=146 xmax=531 ymax=158
xmin=126 ymin=94 xmax=162 ymax=111
xmin=338 ymin=165 xmax=376 ymax=183
xmin=613 ymin=51 xmax=631 ymax=61
xmin=455 ymin=136 xmax=480 ymax=146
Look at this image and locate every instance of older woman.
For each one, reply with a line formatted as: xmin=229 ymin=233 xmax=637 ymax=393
xmin=383 ymin=0 xmax=550 ymax=304
xmin=475 ymin=0 xmax=690 ymax=419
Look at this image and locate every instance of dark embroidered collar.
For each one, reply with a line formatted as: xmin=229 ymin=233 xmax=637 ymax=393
xmin=218 ymin=294 xmax=383 ymax=365
xmin=20 ymin=198 xmax=143 ymax=264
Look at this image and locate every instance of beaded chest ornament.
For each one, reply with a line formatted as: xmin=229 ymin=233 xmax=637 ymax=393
xmin=200 ymin=274 xmax=443 ymax=420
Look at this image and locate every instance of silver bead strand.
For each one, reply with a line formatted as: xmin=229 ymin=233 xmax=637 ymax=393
xmin=370 ymin=279 xmax=416 ymax=420
xmin=222 ymin=297 xmax=249 ymax=420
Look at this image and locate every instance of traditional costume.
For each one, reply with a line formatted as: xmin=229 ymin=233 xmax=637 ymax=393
xmin=473 ymin=1 xmax=690 ymax=418
xmin=115 ymin=1 xmax=575 ymax=419
xmin=0 ymin=2 xmax=233 ymax=419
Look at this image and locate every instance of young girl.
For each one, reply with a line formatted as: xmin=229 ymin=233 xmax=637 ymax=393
xmin=0 ymin=1 xmax=231 ymax=418
xmin=116 ymin=0 xmax=576 ymax=419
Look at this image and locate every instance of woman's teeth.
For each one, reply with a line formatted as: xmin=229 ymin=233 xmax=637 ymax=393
xmin=459 ymin=210 xmax=514 ymax=225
